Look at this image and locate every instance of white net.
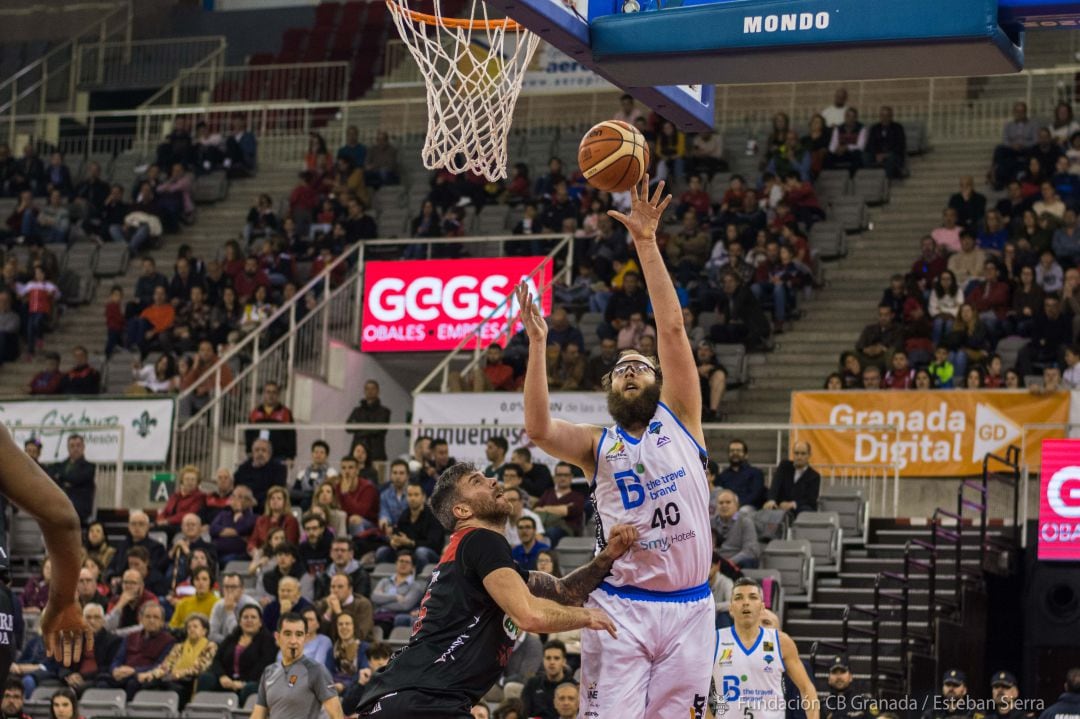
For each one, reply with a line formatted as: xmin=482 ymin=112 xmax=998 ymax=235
xmin=386 ymin=0 xmax=541 ymax=181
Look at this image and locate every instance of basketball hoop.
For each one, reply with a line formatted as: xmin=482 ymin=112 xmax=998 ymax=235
xmin=386 ymin=0 xmax=540 ymax=181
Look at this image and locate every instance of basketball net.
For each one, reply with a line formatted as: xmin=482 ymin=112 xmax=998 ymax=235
xmin=386 ymin=0 xmax=540 ymax=181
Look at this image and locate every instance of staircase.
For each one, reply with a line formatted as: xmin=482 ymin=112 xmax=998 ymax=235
xmin=786 ymin=521 xmax=1000 ymax=686
xmin=0 ymin=163 xmax=302 ymax=397
xmin=723 ymin=140 xmax=996 ymax=427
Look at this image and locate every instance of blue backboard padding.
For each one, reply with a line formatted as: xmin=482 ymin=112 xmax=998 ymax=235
xmin=592 ymin=0 xmax=1004 ymax=55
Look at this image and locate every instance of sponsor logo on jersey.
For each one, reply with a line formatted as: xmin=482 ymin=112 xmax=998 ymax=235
xmin=657 ymin=436 xmax=671 ymax=447
xmin=763 ymin=640 xmax=774 ymax=652
xmin=764 ymin=654 xmax=774 ymax=664
xmin=605 ymin=438 xmax=627 ymax=461
xmin=288 ymin=674 xmax=298 ymax=687
xmin=637 ymin=528 xmax=696 ymax=553
xmin=502 ymin=614 xmax=520 ymax=640
xmin=649 ymin=421 xmax=663 ymax=434
xmin=718 ymin=648 xmax=733 ymax=664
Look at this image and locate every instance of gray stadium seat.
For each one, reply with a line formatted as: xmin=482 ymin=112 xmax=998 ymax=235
xmin=714 ymin=343 xmax=748 ymax=386
xmin=853 ymin=168 xmax=890 ymax=205
xmin=818 ymin=486 xmax=866 ymax=544
xmin=10 ymin=512 xmax=46 ymax=566
xmin=828 ymin=196 xmax=868 ymax=232
xmin=148 ymin=530 xmax=169 ymax=548
xmin=995 ymin=336 xmax=1027 ymax=374
xmin=762 ymin=539 xmax=813 ymax=600
xmin=371 ymin=562 xmax=397 ymax=582
xmin=79 ymin=688 xmax=127 ymax=718
xmin=182 ymin=692 xmax=238 ymax=719
xmin=193 ymin=171 xmax=228 ymax=204
xmin=906 ymin=120 xmax=928 ymax=155
xmin=556 ymin=536 xmax=595 ymax=570
xmin=808 ymin=222 xmax=846 ymax=260
xmin=61 ymin=243 xmax=99 ymax=274
xmin=697 ymin=311 xmax=720 ymax=330
xmin=387 ymin=625 xmax=412 ymax=648
xmin=94 ymin=242 xmax=129 ymax=277
xmin=813 ymin=169 xmax=850 ymax=201
xmin=127 ymin=690 xmax=180 ymax=718
xmin=790 ymin=511 xmax=842 ymax=570
xmin=503 ymin=681 xmax=524 ymax=700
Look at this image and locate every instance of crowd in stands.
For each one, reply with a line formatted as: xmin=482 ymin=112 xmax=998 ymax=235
xmin=827 ymin=99 xmax=1080 ymax=392
xmin=9 ymin=379 xmax=825 ymax=717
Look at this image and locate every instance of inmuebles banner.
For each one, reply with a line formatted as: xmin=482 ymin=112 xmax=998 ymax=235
xmin=790 ymin=391 xmax=1068 ymax=476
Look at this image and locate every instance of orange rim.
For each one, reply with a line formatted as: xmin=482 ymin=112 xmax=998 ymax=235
xmin=386 ymin=0 xmax=526 ymax=30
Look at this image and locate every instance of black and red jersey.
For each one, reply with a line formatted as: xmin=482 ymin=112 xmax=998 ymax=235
xmin=354 ymin=527 xmax=528 ymax=710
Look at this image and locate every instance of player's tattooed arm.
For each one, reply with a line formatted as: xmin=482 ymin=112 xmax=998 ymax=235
xmin=527 ymin=524 xmax=638 ymax=606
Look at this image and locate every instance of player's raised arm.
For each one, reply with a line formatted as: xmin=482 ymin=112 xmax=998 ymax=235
xmin=483 ymin=567 xmax=617 ymax=637
xmin=527 ymin=524 xmax=637 ymax=605
xmin=0 ymin=423 xmax=90 ymax=664
xmin=516 ymin=282 xmax=601 ymax=472
xmin=780 ymin=631 xmax=819 ymax=719
xmin=607 ymin=175 xmax=703 ymax=437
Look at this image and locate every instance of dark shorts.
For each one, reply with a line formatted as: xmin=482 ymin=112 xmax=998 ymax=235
xmin=0 ymin=583 xmax=15 ymax=689
xmin=357 ymin=689 xmax=473 ymax=719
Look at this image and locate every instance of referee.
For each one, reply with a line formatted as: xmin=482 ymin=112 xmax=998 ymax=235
xmin=251 ymin=612 xmax=345 ymax=719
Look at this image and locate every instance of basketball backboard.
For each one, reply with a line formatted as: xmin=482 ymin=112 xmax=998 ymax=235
xmin=484 ymin=0 xmax=1080 ymax=131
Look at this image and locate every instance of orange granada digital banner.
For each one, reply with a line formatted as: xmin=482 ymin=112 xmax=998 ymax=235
xmin=789 ymin=391 xmax=1069 ymax=477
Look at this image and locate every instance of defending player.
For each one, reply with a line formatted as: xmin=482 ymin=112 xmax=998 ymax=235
xmin=0 ymin=422 xmax=91 ymax=683
xmin=518 ymin=174 xmax=714 ymax=719
xmin=709 ymin=578 xmax=819 ymax=719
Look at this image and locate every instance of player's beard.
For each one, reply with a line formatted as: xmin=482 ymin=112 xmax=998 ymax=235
xmin=607 ymin=381 xmax=661 ymax=429
xmin=471 ymin=493 xmax=512 ymax=525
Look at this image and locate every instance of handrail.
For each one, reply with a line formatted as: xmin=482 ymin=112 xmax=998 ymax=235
xmin=139 ymin=46 xmax=228 ymax=110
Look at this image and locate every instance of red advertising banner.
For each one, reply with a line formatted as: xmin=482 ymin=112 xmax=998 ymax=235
xmin=360 ymin=257 xmax=553 ymax=352
xmin=1038 ymin=439 xmax=1080 ymax=561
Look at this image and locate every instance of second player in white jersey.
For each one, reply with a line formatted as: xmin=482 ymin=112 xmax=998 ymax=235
xmin=709 ymin=578 xmax=819 ymax=719
xmin=592 ymin=401 xmax=711 ymax=591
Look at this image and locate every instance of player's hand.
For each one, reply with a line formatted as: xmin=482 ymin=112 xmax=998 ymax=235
xmin=41 ymin=600 xmax=93 ymax=666
xmin=607 ymin=174 xmax=671 ymax=244
xmin=600 ymin=524 xmax=639 ymax=560
xmin=515 ymin=282 xmax=548 ymax=344
xmin=583 ymin=607 xmax=618 ymax=638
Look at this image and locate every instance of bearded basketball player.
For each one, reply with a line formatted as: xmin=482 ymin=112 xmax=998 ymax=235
xmin=519 ymin=175 xmax=714 ymax=719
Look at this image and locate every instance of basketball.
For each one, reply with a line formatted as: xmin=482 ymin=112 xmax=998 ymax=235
xmin=578 ymin=120 xmax=650 ymax=192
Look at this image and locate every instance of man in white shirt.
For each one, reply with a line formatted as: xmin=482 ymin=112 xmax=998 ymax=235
xmin=1064 ymin=345 xmax=1080 ymax=388
xmin=503 ymin=486 xmax=546 ymax=546
xmin=821 ymin=87 xmax=849 ymax=128
xmin=613 ymin=94 xmax=647 ymax=127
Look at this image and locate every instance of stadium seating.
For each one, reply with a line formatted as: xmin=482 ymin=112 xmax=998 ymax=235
xmin=127 ymin=690 xmax=182 ymax=718
xmin=762 ymin=538 xmax=814 ymax=601
xmin=789 ymin=511 xmax=842 ymax=571
xmin=181 ymin=692 xmax=238 ymax=719
xmin=818 ymin=486 xmax=867 ymax=544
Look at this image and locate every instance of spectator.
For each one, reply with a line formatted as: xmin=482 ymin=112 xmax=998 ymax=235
xmin=19 ymin=556 xmax=51 ymax=614
xmin=512 ymin=447 xmax=553 ymax=499
xmin=929 ymin=269 xmax=964 ymax=346
xmin=336 ymin=455 xmax=379 ymax=534
xmin=370 ymin=551 xmax=423 ymax=634
xmin=16 ymin=265 xmax=60 ymax=357
xmin=911 ymin=235 xmax=948 ymax=287
xmin=616 ymin=311 xmax=655 ymax=351
xmin=338 ymin=125 xmax=366 ymax=169
xmin=235 ymin=438 xmax=288 ymax=511
xmin=1053 ymin=208 xmax=1080 ymax=266
xmin=533 ymin=462 xmax=585 ymax=544
xmin=1018 ymin=295 xmax=1073 ymax=375
xmin=246 ymin=485 xmax=299 ymax=556
xmin=84 ymin=520 xmax=116 ymax=571
xmin=30 ymin=603 xmax=119 ymax=695
xmin=864 ymin=106 xmax=906 ymax=178
xmin=169 ymin=566 xmax=220 ymax=629
xmin=688 ymin=130 xmax=726 ymax=179
xmin=1036 ymin=249 xmax=1065 ymax=294
xmin=883 ymin=350 xmax=915 ymax=389
xmin=108 ymin=510 xmax=168 ymax=581
xmin=293 ymin=440 xmax=339 ymax=509
xmin=28 ymin=189 xmax=70 ymax=244
xmin=764 ymin=442 xmax=820 ymax=516
xmin=932 ymin=207 xmax=963 ymax=253
xmin=156 ymin=465 xmax=207 ymax=529
xmin=94 ymin=602 xmax=175 ymax=700
xmin=48 ymin=434 xmax=96 ymax=523
xmin=104 ymin=567 xmax=158 ymax=637
xmin=655 ymin=120 xmax=686 ymax=180
xmin=262 ymin=575 xmax=314 ymax=635
xmin=44 ymin=153 xmax=73 ymax=198
xmin=992 ymin=101 xmax=1038 ymax=189
xmin=310 ymin=482 xmax=347 ymax=538
xmin=209 ymin=486 xmax=257 ymax=563
xmin=1008 ymin=264 xmax=1045 ymax=336
xmin=584 ymin=337 xmax=620 ymax=391
xmin=716 ymin=439 xmax=766 ymax=510
xmin=612 ymin=94 xmax=646 ymax=126
xmin=224 ymin=116 xmax=257 ymax=177
xmin=712 ymin=489 xmax=759 ymax=569
xmin=949 ymin=231 xmax=993 ymax=294
xmin=547 ymin=306 xmax=586 ymax=354
xmin=693 ymin=342 xmax=728 ymax=422
xmin=948 ymin=176 xmax=987 ymax=231
xmin=299 ymin=512 xmax=333 ymax=574
xmin=927 ymin=347 xmax=956 ymax=389
xmin=456 ymin=342 xmax=518 ymax=392
xmin=766 ymin=131 xmax=811 ymax=182
xmin=364 ymin=131 xmax=400 ymax=188
xmin=510 ymin=516 xmax=550 ymax=571
xmin=25 ymin=349 xmax=60 ymax=394
xmin=157 ymin=163 xmax=195 ymax=225
xmin=0 ymin=289 xmax=19 ymax=364
xmin=243 ymin=381 xmax=297 ymax=461
xmin=821 ymin=88 xmax=849 ymax=128
xmin=502 ymin=486 xmax=545 ymax=547
xmin=197 ymin=604 xmax=275 ymax=704
xmin=967 ymin=260 xmax=1010 ymax=337
xmin=204 ymin=468 xmax=236 ymax=522
xmin=347 ymin=379 xmax=391 ymax=461
xmin=375 ymin=482 xmax=443 ymax=568
xmin=826 ymin=108 xmax=867 ymax=173
xmin=315 ymin=537 xmax=371 ymax=601
xmin=1034 ymin=182 xmax=1067 ymax=220
xmin=167 ymin=512 xmax=217 ymax=584
xmin=142 ymin=613 xmax=217 ymax=707
xmin=522 ymin=640 xmax=575 ymax=719
xmin=316 ymin=571 xmax=374 ymax=644
xmin=125 ymin=285 xmax=174 ymax=359
xmin=855 ymin=304 xmax=902 ymax=370
xmin=945 ymin=303 xmax=991 ymax=377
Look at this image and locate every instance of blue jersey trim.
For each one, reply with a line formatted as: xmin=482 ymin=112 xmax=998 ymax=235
xmin=713 ymin=629 xmax=721 ymax=665
xmin=598 ymin=580 xmax=711 ymax=603
xmin=591 ymin=427 xmax=607 ymax=491
xmin=658 ymin=401 xmax=707 ymax=456
xmin=733 ymin=626 xmax=764 ymax=656
xmin=776 ymin=629 xmax=786 ymax=671
xmin=616 ymin=426 xmax=642 ymax=445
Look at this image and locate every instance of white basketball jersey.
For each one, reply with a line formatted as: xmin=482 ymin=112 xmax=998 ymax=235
xmin=712 ymin=626 xmax=786 ymax=719
xmin=591 ymin=401 xmax=710 ymax=592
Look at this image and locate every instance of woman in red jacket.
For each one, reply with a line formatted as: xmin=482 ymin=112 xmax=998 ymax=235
xmin=155 ymin=465 xmax=207 ymax=529
xmin=246 ymin=485 xmax=299 ymax=555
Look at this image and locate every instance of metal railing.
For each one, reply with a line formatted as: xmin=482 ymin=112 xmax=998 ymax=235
xmin=0 ymin=1 xmax=131 ymax=145
xmin=142 ymin=61 xmax=351 ymax=110
xmin=76 ymin=36 xmax=227 ymax=90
